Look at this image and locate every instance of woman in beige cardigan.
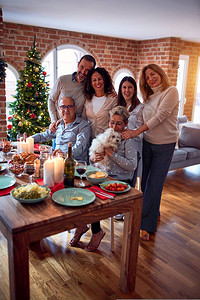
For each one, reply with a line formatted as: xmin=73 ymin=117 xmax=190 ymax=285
xmin=82 ymin=67 xmax=117 ymax=138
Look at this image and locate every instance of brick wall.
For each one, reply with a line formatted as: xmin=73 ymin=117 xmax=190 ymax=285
xmin=2 ymin=8 xmax=200 ymax=139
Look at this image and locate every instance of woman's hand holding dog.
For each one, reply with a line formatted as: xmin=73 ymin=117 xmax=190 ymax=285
xmin=104 ymin=147 xmax=115 ymax=157
xmin=91 ymin=152 xmax=105 ymax=163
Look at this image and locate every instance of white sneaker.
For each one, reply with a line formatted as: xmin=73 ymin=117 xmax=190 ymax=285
xmin=114 ymin=214 xmax=124 ymax=220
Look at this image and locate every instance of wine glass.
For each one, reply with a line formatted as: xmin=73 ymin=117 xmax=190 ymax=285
xmin=76 ymin=160 xmax=87 ymax=187
xmin=24 ymin=161 xmax=36 ymax=184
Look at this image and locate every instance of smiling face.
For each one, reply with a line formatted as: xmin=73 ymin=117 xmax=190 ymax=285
xmin=109 ymin=115 xmax=127 ymax=133
xmin=76 ymin=58 xmax=95 ymax=83
xmin=121 ymin=80 xmax=135 ymax=103
xmin=91 ymin=71 xmax=105 ymax=96
xmin=145 ymin=68 xmax=162 ymax=88
xmin=58 ymin=97 xmax=76 ymax=124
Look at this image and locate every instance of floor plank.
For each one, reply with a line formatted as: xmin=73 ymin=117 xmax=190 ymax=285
xmin=0 ymin=165 xmax=200 ymax=299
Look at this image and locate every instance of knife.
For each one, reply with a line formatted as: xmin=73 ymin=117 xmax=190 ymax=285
xmin=91 ymin=188 xmax=115 ymax=200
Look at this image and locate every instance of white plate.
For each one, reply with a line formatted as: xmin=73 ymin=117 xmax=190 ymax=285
xmin=0 ymin=175 xmax=16 ymax=189
xmin=52 ymin=188 xmax=95 ymax=207
xmin=0 ymin=164 xmax=7 ymax=172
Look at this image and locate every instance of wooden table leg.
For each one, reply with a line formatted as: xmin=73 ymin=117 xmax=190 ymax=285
xmin=8 ymin=232 xmax=30 ymax=300
xmin=120 ymin=198 xmax=143 ymax=293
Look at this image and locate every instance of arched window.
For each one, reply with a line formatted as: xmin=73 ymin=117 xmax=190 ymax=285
xmin=5 ymin=64 xmax=19 ymax=121
xmin=42 ymin=45 xmax=88 ymax=89
xmin=113 ymin=68 xmax=134 ymax=93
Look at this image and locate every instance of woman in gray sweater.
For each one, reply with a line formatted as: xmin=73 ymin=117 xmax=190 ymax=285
xmin=123 ymin=64 xmax=179 ymax=241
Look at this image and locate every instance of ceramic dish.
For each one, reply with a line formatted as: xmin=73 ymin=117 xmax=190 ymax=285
xmin=0 ymin=164 xmax=7 ymax=172
xmin=74 ymin=165 xmax=100 ymax=178
xmin=52 ymin=188 xmax=95 ymax=207
xmin=100 ymin=180 xmax=131 ymax=193
xmin=0 ymin=175 xmax=16 ymax=189
xmin=10 ymin=184 xmax=50 ymax=204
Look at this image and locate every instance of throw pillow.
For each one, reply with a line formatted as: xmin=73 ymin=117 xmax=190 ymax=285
xmin=179 ymin=126 xmax=200 ymax=149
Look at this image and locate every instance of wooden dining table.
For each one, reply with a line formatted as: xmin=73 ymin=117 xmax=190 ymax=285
xmin=0 ymin=171 xmax=143 ymax=300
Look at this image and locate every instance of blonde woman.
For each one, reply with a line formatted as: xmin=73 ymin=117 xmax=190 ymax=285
xmin=122 ymin=64 xmax=179 ymax=241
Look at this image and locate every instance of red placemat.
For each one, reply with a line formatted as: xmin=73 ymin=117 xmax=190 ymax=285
xmin=86 ymin=186 xmax=115 ymax=200
xmin=35 ymin=179 xmax=64 ymax=196
xmin=0 ymin=186 xmax=15 ymax=196
xmin=34 ymin=144 xmax=40 ymax=151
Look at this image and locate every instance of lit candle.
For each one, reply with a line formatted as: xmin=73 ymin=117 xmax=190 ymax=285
xmin=20 ymin=140 xmax=28 ymax=153
xmin=54 ymin=156 xmax=64 ymax=183
xmin=43 ymin=158 xmax=54 ymax=187
xmin=17 ymin=137 xmax=23 ymax=154
xmin=27 ymin=137 xmax=34 ymax=153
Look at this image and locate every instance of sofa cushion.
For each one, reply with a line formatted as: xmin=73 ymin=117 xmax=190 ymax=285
xmin=171 ymin=149 xmax=187 ymax=162
xmin=177 ymin=115 xmax=188 ymax=125
xmin=179 ymin=125 xmax=200 ymax=149
xmin=181 ymin=147 xmax=200 ymax=159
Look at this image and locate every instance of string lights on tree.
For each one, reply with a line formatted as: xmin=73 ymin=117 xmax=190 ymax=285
xmin=7 ymin=35 xmax=51 ymax=140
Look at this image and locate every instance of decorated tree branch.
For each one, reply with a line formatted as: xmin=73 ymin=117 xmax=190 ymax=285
xmin=7 ymin=35 xmax=51 ymax=140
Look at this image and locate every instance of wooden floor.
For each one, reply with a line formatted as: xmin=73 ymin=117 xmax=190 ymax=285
xmin=0 ymin=165 xmax=200 ymax=300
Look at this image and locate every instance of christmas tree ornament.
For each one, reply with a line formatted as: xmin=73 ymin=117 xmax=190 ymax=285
xmin=7 ymin=35 xmax=50 ymax=141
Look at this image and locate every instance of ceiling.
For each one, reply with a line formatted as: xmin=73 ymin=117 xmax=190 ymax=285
xmin=1 ymin=0 xmax=200 ymax=43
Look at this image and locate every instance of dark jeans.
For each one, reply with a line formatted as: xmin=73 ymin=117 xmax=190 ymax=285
xmin=141 ymin=140 xmax=175 ymax=233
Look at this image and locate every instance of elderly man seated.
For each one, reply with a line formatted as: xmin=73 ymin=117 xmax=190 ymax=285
xmin=32 ymin=96 xmax=91 ymax=162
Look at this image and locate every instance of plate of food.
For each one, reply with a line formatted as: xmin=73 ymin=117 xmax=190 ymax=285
xmin=0 ymin=175 xmax=16 ymax=189
xmin=100 ymin=180 xmax=130 ymax=193
xmin=52 ymin=188 xmax=96 ymax=207
xmin=11 ymin=183 xmax=50 ymax=204
xmin=0 ymin=164 xmax=7 ymax=172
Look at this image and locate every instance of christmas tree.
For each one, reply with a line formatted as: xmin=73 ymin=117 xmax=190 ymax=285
xmin=7 ymin=35 xmax=51 ymax=141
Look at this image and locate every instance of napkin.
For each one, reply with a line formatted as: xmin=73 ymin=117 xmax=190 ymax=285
xmin=35 ymin=179 xmax=64 ymax=196
xmin=0 ymin=186 xmax=15 ymax=196
xmin=86 ymin=186 xmax=115 ymax=200
xmin=34 ymin=144 xmax=40 ymax=152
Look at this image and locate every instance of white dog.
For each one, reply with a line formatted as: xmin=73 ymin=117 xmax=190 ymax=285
xmin=89 ymin=128 xmax=122 ymax=172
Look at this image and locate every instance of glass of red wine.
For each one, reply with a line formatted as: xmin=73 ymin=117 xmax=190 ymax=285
xmin=24 ymin=161 xmax=36 ymax=184
xmin=76 ymin=160 xmax=87 ymax=187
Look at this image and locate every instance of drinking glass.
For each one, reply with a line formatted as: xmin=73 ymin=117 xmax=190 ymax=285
xmin=76 ymin=160 xmax=87 ymax=187
xmin=24 ymin=161 xmax=36 ymax=184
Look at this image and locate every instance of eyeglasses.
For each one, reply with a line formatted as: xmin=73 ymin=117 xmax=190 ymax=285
xmin=109 ymin=121 xmax=124 ymax=126
xmin=59 ymin=105 xmax=75 ymax=111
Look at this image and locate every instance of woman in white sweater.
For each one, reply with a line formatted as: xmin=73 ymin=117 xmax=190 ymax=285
xmin=82 ymin=67 xmax=117 ymax=138
xmin=123 ymin=64 xmax=179 ymax=241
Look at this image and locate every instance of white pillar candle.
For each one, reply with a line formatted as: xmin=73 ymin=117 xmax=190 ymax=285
xmin=17 ymin=141 xmax=21 ymax=154
xmin=54 ymin=156 xmax=64 ymax=184
xmin=17 ymin=137 xmax=23 ymax=154
xmin=43 ymin=158 xmax=54 ymax=187
xmin=27 ymin=137 xmax=34 ymax=153
xmin=20 ymin=141 xmax=28 ymax=153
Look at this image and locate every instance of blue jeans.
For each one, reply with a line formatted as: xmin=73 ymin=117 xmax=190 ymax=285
xmin=141 ymin=140 xmax=175 ymax=233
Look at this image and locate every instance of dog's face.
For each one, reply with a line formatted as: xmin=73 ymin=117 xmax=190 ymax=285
xmin=105 ymin=128 xmax=122 ymax=148
xmin=109 ymin=131 xmax=122 ymax=146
